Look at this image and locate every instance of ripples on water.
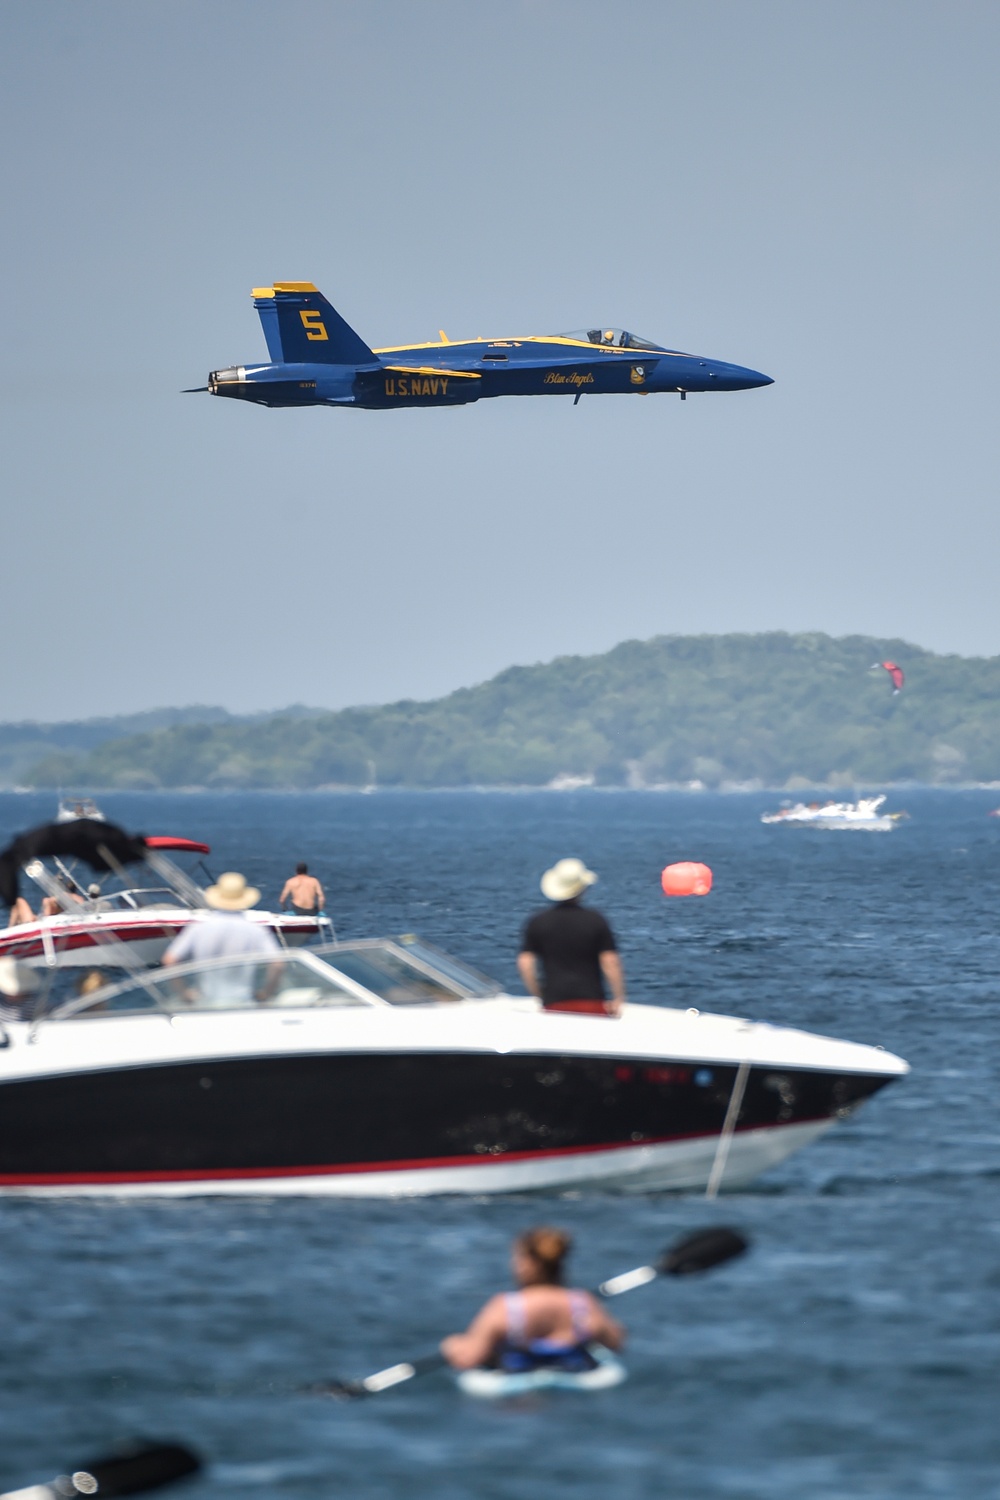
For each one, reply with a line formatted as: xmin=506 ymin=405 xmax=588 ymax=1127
xmin=1 ymin=790 xmax=999 ymax=1498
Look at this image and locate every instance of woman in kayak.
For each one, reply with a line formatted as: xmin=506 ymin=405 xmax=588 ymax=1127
xmin=440 ymin=1227 xmax=625 ymax=1373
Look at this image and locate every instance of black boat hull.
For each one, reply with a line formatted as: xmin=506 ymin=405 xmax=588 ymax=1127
xmin=0 ymin=1050 xmax=895 ymax=1195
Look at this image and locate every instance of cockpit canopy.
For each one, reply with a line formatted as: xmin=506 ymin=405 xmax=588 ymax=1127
xmin=560 ymin=328 xmax=663 ymax=352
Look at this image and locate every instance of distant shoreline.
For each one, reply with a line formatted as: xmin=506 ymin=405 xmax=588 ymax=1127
xmin=3 ymin=783 xmax=1000 ymax=796
xmin=9 ymin=632 xmax=1000 ymax=791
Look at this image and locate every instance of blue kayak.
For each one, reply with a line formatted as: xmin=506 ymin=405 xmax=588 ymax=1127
xmin=455 ymin=1344 xmax=627 ymax=1398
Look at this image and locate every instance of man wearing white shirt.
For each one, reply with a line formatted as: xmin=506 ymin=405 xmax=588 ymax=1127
xmin=164 ymin=871 xmax=280 ymax=1005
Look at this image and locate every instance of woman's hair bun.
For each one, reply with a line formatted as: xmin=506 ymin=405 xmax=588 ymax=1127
xmin=517 ymin=1225 xmax=573 ymax=1277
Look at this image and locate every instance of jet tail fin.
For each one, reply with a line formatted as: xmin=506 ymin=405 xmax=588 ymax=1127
xmin=251 ymin=283 xmax=377 ymax=365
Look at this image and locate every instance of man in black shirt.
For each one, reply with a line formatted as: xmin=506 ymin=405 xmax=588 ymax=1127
xmin=518 ymin=858 xmax=625 ymax=1017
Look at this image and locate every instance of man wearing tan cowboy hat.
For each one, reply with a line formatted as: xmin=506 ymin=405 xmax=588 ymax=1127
xmin=163 ymin=871 xmax=280 ymax=971
xmin=517 ymin=858 xmax=625 ymax=1017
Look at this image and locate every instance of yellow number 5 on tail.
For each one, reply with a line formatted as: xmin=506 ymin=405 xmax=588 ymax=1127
xmin=300 ymin=310 xmax=329 ymax=341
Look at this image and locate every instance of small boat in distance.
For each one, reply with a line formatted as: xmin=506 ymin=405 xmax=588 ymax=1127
xmin=56 ymin=798 xmax=105 ymax=823
xmin=761 ymin=795 xmax=902 ymax=832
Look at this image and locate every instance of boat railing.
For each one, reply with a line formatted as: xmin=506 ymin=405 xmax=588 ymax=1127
xmin=85 ymin=887 xmax=190 ymax=913
xmin=142 ymin=849 xmax=209 ymax=909
xmin=24 ymin=859 xmax=86 ymax=915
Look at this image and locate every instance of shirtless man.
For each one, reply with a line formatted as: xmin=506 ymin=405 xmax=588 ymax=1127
xmin=280 ymin=863 xmax=325 ymax=915
xmin=40 ymin=876 xmax=86 ymax=918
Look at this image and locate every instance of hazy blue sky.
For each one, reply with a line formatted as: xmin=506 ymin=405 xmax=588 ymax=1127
xmin=2 ymin=1 xmax=997 ymax=720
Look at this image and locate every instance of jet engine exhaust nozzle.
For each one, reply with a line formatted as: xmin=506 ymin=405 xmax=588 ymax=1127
xmin=208 ymin=367 xmax=245 ymax=396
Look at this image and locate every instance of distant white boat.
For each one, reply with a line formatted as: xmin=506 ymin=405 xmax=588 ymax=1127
xmin=56 ymin=798 xmax=106 ymax=823
xmin=761 ymin=795 xmax=902 ymax=831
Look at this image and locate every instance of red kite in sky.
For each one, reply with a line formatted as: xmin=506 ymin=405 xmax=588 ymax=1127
xmin=872 ymin=660 xmax=904 ymax=694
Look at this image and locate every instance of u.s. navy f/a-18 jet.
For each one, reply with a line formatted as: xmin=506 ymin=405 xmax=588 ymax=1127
xmin=189 ymin=283 xmax=773 ymax=411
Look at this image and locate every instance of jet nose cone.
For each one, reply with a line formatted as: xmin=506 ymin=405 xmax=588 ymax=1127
xmin=720 ymin=362 xmax=773 ymax=390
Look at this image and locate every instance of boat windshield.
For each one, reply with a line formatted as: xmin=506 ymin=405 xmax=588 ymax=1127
xmin=559 ymin=328 xmax=663 ymax=351
xmin=315 ymin=937 xmax=501 ymax=1005
xmin=51 ymin=950 xmax=373 ymax=1018
xmin=393 ymin=934 xmax=501 ymax=996
xmin=44 ymin=936 xmax=503 ymax=1018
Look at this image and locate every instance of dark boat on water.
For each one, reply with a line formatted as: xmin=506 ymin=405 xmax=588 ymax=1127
xmin=0 ymin=936 xmax=907 ymax=1197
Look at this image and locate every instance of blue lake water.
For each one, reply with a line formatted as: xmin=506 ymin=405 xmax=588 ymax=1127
xmin=1 ymin=789 xmax=999 ymax=1498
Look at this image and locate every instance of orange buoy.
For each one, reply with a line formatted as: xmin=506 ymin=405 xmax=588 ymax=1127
xmin=661 ymin=861 xmax=713 ymax=897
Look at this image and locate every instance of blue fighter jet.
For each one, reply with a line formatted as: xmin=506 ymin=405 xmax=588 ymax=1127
xmin=191 ymin=283 xmax=772 ymax=410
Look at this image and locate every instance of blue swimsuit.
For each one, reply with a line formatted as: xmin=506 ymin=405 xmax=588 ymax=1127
xmin=494 ymin=1289 xmax=599 ymax=1373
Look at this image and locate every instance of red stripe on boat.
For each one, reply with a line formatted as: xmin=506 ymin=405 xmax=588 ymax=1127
xmin=0 ymin=1119 xmax=824 ymax=1187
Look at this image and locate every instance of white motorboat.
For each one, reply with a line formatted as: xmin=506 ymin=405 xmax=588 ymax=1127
xmin=0 ymin=936 xmax=908 ymax=1197
xmin=56 ymin=798 xmax=106 ymax=823
xmin=761 ymin=796 xmax=899 ymax=831
xmin=0 ymin=817 xmax=327 ymax=974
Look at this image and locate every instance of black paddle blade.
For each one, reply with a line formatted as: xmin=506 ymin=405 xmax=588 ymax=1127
xmin=307 ymin=1351 xmax=445 ymax=1401
xmin=70 ymin=1441 xmax=201 ymax=1495
xmin=307 ymin=1378 xmax=369 ymax=1400
xmin=658 ymin=1226 xmax=749 ymax=1277
xmin=180 ymin=387 xmax=209 ymax=393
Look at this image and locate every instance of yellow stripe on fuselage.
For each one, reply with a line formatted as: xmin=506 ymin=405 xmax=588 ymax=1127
xmin=374 ymin=334 xmax=672 ymax=355
xmin=382 ymin=364 xmax=480 ymax=379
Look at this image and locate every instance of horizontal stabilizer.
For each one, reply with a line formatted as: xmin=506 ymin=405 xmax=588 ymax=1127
xmin=251 ymin=283 xmax=376 ymax=366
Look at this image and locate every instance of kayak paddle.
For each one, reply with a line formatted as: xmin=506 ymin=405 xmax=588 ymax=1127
xmin=598 ymin=1225 xmax=748 ymax=1295
xmin=314 ymin=1223 xmax=749 ymax=1399
xmin=0 ymin=1441 xmax=201 ymax=1499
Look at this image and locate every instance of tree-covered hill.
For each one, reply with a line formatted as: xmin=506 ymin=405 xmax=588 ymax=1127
xmin=21 ymin=632 xmax=1000 ymax=790
xmin=0 ymin=706 xmax=234 ymax=787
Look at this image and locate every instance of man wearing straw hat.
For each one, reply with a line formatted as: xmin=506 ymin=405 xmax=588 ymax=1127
xmin=163 ymin=871 xmax=280 ymax=967
xmin=517 ymin=858 xmax=625 ymax=1017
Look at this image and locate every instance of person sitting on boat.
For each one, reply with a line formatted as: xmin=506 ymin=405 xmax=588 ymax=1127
xmin=440 ymin=1227 xmax=625 ymax=1374
xmin=280 ymin=863 xmax=325 ymax=916
xmin=40 ymin=875 xmax=86 ymax=917
xmin=517 ymin=858 xmax=625 ymax=1016
xmin=7 ymin=895 xmax=36 ymax=927
xmin=163 ymin=872 xmax=281 ymax=1006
